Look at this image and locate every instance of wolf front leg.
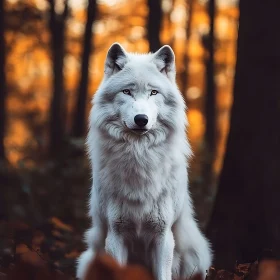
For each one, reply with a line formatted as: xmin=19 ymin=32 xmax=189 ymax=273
xmin=76 ymin=225 xmax=106 ymax=279
xmin=105 ymin=229 xmax=128 ymax=266
xmin=154 ymin=229 xmax=175 ymax=280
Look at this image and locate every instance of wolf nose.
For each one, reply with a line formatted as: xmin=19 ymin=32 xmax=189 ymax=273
xmin=134 ymin=114 xmax=148 ymax=127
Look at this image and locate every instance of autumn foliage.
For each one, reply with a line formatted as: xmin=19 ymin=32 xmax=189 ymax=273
xmin=0 ymin=217 xmax=279 ymax=280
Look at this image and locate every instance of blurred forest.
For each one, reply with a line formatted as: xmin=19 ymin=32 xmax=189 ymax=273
xmin=1 ymin=0 xmax=280 ymax=279
xmin=0 ymin=0 xmax=238 ymax=223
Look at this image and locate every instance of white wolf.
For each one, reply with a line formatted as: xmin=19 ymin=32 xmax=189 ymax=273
xmin=76 ymin=43 xmax=212 ymax=280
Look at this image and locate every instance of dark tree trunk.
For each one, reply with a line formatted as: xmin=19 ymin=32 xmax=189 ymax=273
xmin=48 ymin=0 xmax=68 ymax=156
xmin=207 ymin=0 xmax=280 ymax=269
xmin=205 ymin=0 xmax=216 ymax=157
xmin=72 ymin=0 xmax=97 ymax=137
xmin=147 ymin=0 xmax=162 ymax=52
xmin=0 ymin=0 xmax=6 ymax=160
xmin=181 ymin=0 xmax=193 ymax=99
xmin=199 ymin=0 xmax=216 ymax=214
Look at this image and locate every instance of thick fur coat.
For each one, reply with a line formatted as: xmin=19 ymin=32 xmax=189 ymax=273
xmin=76 ymin=43 xmax=212 ymax=280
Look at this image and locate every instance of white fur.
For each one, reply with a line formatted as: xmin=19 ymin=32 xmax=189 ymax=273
xmin=76 ymin=43 xmax=212 ymax=280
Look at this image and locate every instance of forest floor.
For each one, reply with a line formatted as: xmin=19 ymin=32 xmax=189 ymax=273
xmin=0 ymin=217 xmax=276 ymax=280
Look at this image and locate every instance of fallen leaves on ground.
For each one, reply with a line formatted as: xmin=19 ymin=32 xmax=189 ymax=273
xmin=257 ymin=260 xmax=280 ymax=280
xmin=84 ymin=253 xmax=154 ymax=280
xmin=1 ymin=219 xmax=280 ymax=279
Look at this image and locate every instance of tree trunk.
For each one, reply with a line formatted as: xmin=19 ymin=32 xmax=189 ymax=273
xmin=204 ymin=0 xmax=216 ymax=157
xmin=207 ymin=0 xmax=280 ymax=269
xmin=48 ymin=0 xmax=68 ymax=156
xmin=147 ymin=0 xmax=162 ymax=52
xmin=0 ymin=0 xmax=6 ymax=160
xmin=72 ymin=0 xmax=97 ymax=138
xmin=181 ymin=0 xmax=194 ymax=99
xmin=203 ymin=0 xmax=216 ymax=179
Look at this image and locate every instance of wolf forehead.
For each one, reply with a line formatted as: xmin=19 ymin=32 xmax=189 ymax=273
xmin=105 ymin=69 xmax=168 ymax=91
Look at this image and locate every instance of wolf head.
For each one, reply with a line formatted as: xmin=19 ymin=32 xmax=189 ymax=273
xmin=90 ymin=43 xmax=187 ymax=144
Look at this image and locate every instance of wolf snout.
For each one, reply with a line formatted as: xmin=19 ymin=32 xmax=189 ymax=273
xmin=134 ymin=114 xmax=148 ymax=127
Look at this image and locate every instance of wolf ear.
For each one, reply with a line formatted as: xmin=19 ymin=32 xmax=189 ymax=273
xmin=153 ymin=45 xmax=175 ymax=82
xmin=105 ymin=43 xmax=128 ymax=77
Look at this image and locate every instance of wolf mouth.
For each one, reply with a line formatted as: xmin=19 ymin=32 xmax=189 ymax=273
xmin=132 ymin=129 xmax=148 ymax=132
xmin=123 ymin=122 xmax=149 ymax=135
xmin=131 ymin=129 xmax=149 ymax=135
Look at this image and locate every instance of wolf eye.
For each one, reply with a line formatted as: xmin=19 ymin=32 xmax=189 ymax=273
xmin=150 ymin=90 xmax=158 ymax=96
xmin=123 ymin=89 xmax=131 ymax=95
